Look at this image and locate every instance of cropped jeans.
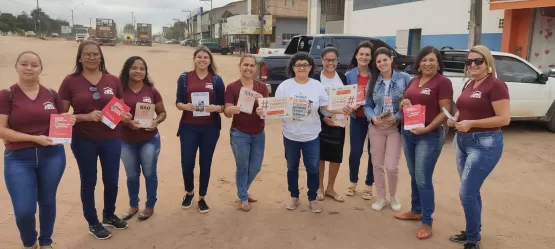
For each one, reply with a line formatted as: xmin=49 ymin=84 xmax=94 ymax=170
xmin=283 ymin=137 xmax=320 ymax=201
xmin=71 ymin=136 xmax=122 ymax=226
xmin=121 ymin=132 xmax=161 ymax=209
xmin=402 ymin=127 xmax=444 ymax=226
xmin=455 ymin=130 xmax=503 ymax=244
xmin=4 ymin=145 xmax=66 ymax=247
xmin=230 ymin=128 xmax=265 ymax=202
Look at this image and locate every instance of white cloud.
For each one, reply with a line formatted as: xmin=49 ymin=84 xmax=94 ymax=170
xmin=1 ymin=0 xmax=236 ymax=33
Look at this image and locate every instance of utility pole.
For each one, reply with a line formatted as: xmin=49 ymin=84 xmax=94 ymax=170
xmin=199 ymin=0 xmax=212 ymax=38
xmin=89 ymin=18 xmax=92 ymax=28
xmin=258 ymin=0 xmax=265 ymax=48
xmin=468 ymin=0 xmax=482 ymax=48
xmin=131 ymin=12 xmax=134 ymax=35
xmin=182 ymin=10 xmax=192 ymax=39
xmin=35 ymin=0 xmax=39 ymax=35
xmin=62 ymin=2 xmax=84 ymax=37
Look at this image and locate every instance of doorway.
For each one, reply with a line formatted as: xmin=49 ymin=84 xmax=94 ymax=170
xmin=408 ymin=28 xmax=422 ymax=56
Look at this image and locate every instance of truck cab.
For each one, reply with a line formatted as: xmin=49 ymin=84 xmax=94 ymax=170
xmin=95 ymin=18 xmax=117 ymax=46
xmin=75 ymin=28 xmax=89 ymax=42
xmin=136 ymin=23 xmax=152 ymax=46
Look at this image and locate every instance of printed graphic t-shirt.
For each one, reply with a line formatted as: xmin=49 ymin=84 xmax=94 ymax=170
xmin=319 ymin=72 xmax=344 ymax=117
xmin=275 ymin=78 xmax=328 ymax=142
xmin=403 ymin=74 xmax=453 ymax=126
xmin=456 ymin=75 xmax=509 ymax=132
xmin=224 ymin=80 xmax=269 ymax=135
xmin=122 ymin=85 xmax=163 ymax=144
xmin=182 ymin=71 xmax=214 ymax=125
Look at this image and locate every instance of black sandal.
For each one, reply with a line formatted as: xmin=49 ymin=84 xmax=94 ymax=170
xmin=138 ymin=209 xmax=153 ymax=221
xmin=121 ymin=209 xmax=139 ymax=221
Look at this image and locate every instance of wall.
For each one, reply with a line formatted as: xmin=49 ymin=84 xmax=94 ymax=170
xmin=274 ymin=18 xmax=308 ymax=48
xmin=345 ymin=0 xmax=504 ymax=51
xmin=254 ymin=0 xmax=308 ymax=18
xmin=325 ymin=20 xmax=343 ymax=34
xmin=501 ymin=8 xmax=533 ymax=59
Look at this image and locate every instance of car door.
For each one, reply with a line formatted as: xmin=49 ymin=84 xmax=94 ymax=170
xmin=494 ymin=55 xmax=551 ymax=117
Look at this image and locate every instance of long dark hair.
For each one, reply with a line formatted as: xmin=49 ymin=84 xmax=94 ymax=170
xmin=348 ymin=41 xmax=374 ymax=70
xmin=71 ymin=40 xmax=108 ymax=76
xmin=414 ymin=46 xmax=445 ymax=77
xmin=119 ymin=56 xmax=154 ymax=88
xmin=286 ymin=52 xmax=315 ymax=78
xmin=368 ymin=47 xmax=396 ymax=99
xmin=194 ymin=45 xmax=217 ymax=74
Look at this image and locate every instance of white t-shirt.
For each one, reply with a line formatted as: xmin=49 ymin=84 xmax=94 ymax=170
xmin=383 ymin=79 xmax=392 ymax=96
xmin=319 ymin=72 xmax=344 ymax=117
xmin=275 ymin=78 xmax=329 ymax=142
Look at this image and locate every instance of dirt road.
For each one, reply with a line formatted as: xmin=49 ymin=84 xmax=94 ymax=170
xmin=0 ymin=36 xmax=554 ymax=249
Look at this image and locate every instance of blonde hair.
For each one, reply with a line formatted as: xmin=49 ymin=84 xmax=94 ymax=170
xmin=465 ymin=45 xmax=496 ymax=78
xmin=193 ymin=45 xmax=217 ymax=74
xmin=239 ymin=54 xmax=256 ymax=65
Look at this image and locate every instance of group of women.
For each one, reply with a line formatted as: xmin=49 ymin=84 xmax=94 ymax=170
xmin=0 ymin=39 xmax=508 ymax=249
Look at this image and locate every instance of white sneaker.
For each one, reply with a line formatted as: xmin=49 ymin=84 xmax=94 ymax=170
xmin=372 ymin=198 xmax=387 ymax=211
xmin=390 ymin=195 xmax=401 ymax=211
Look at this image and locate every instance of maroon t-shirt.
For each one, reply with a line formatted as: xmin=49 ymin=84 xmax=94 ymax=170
xmin=58 ymin=73 xmax=124 ymax=140
xmin=225 ymin=80 xmax=269 ymax=135
xmin=403 ymin=74 xmax=453 ymax=126
xmin=122 ymin=85 xmax=163 ymax=144
xmin=0 ymin=84 xmax=64 ymax=151
xmin=456 ymin=75 xmax=509 ymax=132
xmin=182 ymin=71 xmax=214 ymax=125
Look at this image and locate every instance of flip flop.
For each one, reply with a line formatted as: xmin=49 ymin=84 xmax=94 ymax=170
xmin=137 ymin=209 xmax=153 ymax=221
xmin=325 ymin=192 xmax=345 ymax=203
xmin=317 ymin=189 xmax=325 ymax=201
xmin=121 ymin=209 xmax=139 ymax=221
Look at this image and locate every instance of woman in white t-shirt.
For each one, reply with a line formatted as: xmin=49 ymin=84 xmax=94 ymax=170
xmin=275 ymin=52 xmax=351 ymax=213
xmin=311 ymin=47 xmax=349 ymax=203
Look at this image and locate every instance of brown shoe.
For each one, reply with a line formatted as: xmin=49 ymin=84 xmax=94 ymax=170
xmin=239 ymin=202 xmax=251 ymax=212
xmin=417 ymin=225 xmax=433 ymax=239
xmin=247 ymin=194 xmax=258 ymax=203
xmin=394 ymin=211 xmax=422 ymax=221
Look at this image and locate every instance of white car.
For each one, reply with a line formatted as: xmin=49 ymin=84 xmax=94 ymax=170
xmin=25 ymin=31 xmax=36 ymax=37
xmin=441 ymin=49 xmax=555 ymax=132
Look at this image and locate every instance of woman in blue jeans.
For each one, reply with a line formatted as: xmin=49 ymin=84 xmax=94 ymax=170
xmin=224 ymin=54 xmax=269 ymax=212
xmin=118 ymin=56 xmax=167 ymax=220
xmin=175 ymin=46 xmax=225 ymax=214
xmin=447 ymin=45 xmax=510 ymax=249
xmin=0 ymin=51 xmax=75 ymax=249
xmin=276 ymin=52 xmax=351 ymax=213
xmin=59 ymin=41 xmax=132 ymax=240
xmin=395 ymin=46 xmax=453 ymax=240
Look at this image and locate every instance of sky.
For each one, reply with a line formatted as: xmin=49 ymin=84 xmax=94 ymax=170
xmin=1 ymin=0 xmax=238 ymax=33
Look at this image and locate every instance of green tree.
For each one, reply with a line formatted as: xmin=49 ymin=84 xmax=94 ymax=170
xmin=164 ymin=21 xmax=186 ymax=40
xmin=0 ymin=9 xmax=69 ymax=35
xmin=123 ymin=23 xmax=133 ymax=34
xmin=0 ymin=13 xmax=17 ymax=32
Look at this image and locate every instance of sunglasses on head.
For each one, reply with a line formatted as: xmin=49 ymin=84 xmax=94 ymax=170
xmin=465 ymin=58 xmax=485 ymax=66
xmin=89 ymin=87 xmax=100 ymax=100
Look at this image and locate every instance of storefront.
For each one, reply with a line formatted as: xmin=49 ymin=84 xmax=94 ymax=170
xmin=492 ymin=0 xmax=555 ymax=73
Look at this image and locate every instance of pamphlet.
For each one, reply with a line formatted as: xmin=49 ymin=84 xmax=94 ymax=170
xmin=237 ymin=87 xmax=257 ymax=114
xmin=442 ymin=107 xmax=456 ymax=122
xmin=48 ymin=114 xmax=72 ymax=144
xmin=102 ymin=97 xmax=131 ymax=129
xmin=382 ymin=96 xmax=394 ymax=115
xmin=356 ymin=84 xmax=366 ymax=105
xmin=134 ymin=103 xmax=156 ymax=128
xmin=403 ymin=104 xmax=426 ymax=130
xmin=328 ymin=85 xmax=357 ymax=110
xmin=258 ymin=97 xmax=293 ymax=119
xmin=191 ymin=92 xmax=210 ymax=117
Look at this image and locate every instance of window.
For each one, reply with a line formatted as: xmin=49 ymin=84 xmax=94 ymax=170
xmin=498 ymin=18 xmax=504 ymax=29
xmin=284 ymin=0 xmax=293 ymax=6
xmin=282 ymin=33 xmax=299 ymax=46
xmin=331 ymin=38 xmax=365 ymax=59
xmin=494 ymin=56 xmax=539 ymax=83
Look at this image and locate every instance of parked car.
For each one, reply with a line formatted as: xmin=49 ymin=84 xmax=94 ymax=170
xmin=202 ymin=42 xmax=230 ymax=55
xmin=51 ymin=33 xmax=59 ymax=37
xmin=441 ymin=49 xmax=555 ymax=133
xmin=257 ymin=34 xmax=416 ymax=95
xmin=25 ymin=31 xmax=36 ymax=37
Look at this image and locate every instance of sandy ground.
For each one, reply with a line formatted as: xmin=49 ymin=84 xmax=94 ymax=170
xmin=0 ymin=36 xmax=554 ymax=249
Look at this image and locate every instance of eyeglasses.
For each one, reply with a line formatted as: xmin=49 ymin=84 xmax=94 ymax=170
xmin=89 ymin=87 xmax=100 ymax=100
xmin=294 ymin=64 xmax=311 ymax=69
xmin=82 ymin=53 xmax=101 ymax=59
xmin=465 ymin=58 xmax=485 ymax=66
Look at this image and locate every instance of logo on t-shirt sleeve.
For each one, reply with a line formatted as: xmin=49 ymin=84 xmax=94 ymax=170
xmin=420 ymin=88 xmax=431 ymax=95
xmin=103 ymin=87 xmax=114 ymax=95
xmin=43 ymin=101 xmax=55 ymax=110
xmin=470 ymin=91 xmax=482 ymax=99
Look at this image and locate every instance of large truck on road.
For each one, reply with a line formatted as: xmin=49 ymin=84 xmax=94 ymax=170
xmin=75 ymin=28 xmax=89 ymax=42
xmin=136 ymin=23 xmax=152 ymax=46
xmin=94 ymin=18 xmax=117 ymax=46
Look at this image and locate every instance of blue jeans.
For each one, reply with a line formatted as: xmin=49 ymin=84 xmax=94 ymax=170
xmin=456 ymin=130 xmax=503 ymax=243
xmin=349 ymin=117 xmax=374 ymax=185
xmin=4 ymin=145 xmax=65 ymax=247
xmin=71 ymin=136 xmax=122 ymax=225
xmin=402 ymin=127 xmax=444 ymax=226
xmin=179 ymin=123 xmax=220 ymax=196
xmin=121 ymin=132 xmax=161 ymax=209
xmin=230 ymin=129 xmax=265 ymax=202
xmin=283 ymin=136 xmax=320 ymax=201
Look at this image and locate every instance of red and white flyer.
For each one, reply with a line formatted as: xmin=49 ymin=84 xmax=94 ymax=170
xmin=102 ymin=97 xmax=130 ymax=129
xmin=403 ymin=104 xmax=426 ymax=130
xmin=258 ymin=97 xmax=293 ymax=119
xmin=327 ymin=85 xmax=357 ymax=110
xmin=356 ymin=84 xmax=367 ymax=105
xmin=48 ymin=114 xmax=73 ymax=144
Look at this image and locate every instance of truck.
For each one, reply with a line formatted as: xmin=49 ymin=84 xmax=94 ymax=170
xmin=257 ymin=34 xmax=415 ymax=95
xmin=441 ymin=49 xmax=555 ymax=133
xmin=94 ymin=18 xmax=117 ymax=46
xmin=75 ymin=27 xmax=89 ymax=42
xmin=136 ymin=23 xmax=152 ymax=46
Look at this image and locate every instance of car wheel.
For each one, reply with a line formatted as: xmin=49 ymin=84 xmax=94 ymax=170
xmin=548 ymin=115 xmax=555 ymax=133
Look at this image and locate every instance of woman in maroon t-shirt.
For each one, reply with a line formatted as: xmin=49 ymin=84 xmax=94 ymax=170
xmin=58 ymin=41 xmax=131 ymax=240
xmin=0 ymin=51 xmax=75 ymax=249
xmin=175 ymin=46 xmax=225 ymax=214
xmin=118 ymin=56 xmax=167 ymax=221
xmin=394 ymin=46 xmax=453 ymax=240
xmin=446 ymin=45 xmax=510 ymax=249
xmin=223 ymin=54 xmax=268 ymax=212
